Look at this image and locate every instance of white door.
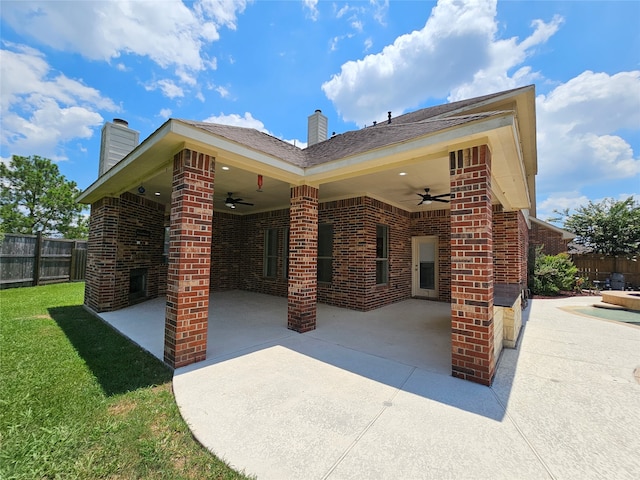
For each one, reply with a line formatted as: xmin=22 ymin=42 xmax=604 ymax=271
xmin=412 ymin=236 xmax=438 ymax=298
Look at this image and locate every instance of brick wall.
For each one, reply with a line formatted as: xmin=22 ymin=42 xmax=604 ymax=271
xmin=85 ymin=197 xmax=119 ymax=312
xmin=518 ymin=211 xmax=530 ymax=286
xmin=530 ymin=221 xmax=569 ymax=256
xmin=238 ymin=208 xmax=290 ymax=297
xmin=117 ymin=192 xmax=167 ymax=304
xmin=210 ymin=211 xmax=243 ymax=291
xmin=85 ymin=193 xmax=166 ymax=312
xmin=493 ymin=205 xmax=525 ymax=285
xmin=317 ymin=197 xmax=412 ymax=311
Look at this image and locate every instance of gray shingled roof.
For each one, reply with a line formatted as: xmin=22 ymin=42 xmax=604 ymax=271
xmin=381 ymin=86 xmax=528 ymax=125
xmin=176 ymin=121 xmax=308 ymax=167
xmin=302 ymin=112 xmax=505 ymax=167
xmin=179 ymin=86 xmax=529 ymax=169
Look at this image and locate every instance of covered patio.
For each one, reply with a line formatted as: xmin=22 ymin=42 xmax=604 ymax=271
xmin=80 ymin=86 xmax=537 ymax=386
xmin=97 ymin=291 xmax=452 ymax=374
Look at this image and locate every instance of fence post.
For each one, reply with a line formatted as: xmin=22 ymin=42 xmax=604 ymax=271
xmin=33 ymin=231 xmax=42 ymax=286
xmin=70 ymin=240 xmax=78 ymax=281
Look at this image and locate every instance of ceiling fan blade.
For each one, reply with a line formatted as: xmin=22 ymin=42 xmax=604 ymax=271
xmin=433 ymin=198 xmax=449 ymax=203
xmin=236 ymin=201 xmax=254 ymax=206
xmin=432 ymin=193 xmax=451 ymax=199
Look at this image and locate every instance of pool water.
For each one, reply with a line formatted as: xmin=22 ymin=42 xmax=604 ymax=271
xmin=570 ymin=306 xmax=640 ymax=325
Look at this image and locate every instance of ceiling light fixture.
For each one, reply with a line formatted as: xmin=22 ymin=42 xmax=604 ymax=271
xmin=221 ymin=166 xmax=230 ymax=171
xmin=398 ymin=172 xmax=407 ymax=176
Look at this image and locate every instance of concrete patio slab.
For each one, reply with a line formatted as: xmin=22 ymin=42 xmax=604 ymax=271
xmin=97 ymin=292 xmax=640 ymax=479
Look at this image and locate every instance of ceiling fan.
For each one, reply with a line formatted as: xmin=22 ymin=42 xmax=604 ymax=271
xmin=417 ymin=188 xmax=450 ymax=205
xmin=224 ymin=192 xmax=254 ymax=209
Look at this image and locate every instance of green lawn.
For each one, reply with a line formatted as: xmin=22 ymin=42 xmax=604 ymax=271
xmin=0 ymin=282 xmax=250 ymax=479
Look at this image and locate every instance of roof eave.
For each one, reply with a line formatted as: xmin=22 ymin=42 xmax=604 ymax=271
xmin=78 ymin=119 xmax=306 ymax=204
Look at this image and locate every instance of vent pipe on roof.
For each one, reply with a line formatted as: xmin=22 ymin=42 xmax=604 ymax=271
xmin=98 ymin=119 xmax=139 ymax=176
xmin=307 ymin=109 xmax=328 ymax=146
xmin=388 ymin=111 xmax=392 ymax=124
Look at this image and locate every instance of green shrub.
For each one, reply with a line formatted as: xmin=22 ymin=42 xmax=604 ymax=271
xmin=530 ymin=247 xmax=578 ymax=296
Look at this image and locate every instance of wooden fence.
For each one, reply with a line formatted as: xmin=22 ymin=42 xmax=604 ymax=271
xmin=572 ymin=253 xmax=640 ymax=289
xmin=0 ymin=233 xmax=87 ymax=289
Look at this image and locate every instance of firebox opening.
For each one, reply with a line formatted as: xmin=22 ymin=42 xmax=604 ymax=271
xmin=129 ymin=268 xmax=148 ymax=304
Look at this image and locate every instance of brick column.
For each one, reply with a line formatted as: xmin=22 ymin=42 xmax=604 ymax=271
xmin=85 ymin=197 xmax=120 ymax=312
xmin=164 ymin=149 xmax=214 ymax=368
xmin=288 ymin=185 xmax=318 ymax=332
xmin=449 ymin=145 xmax=495 ymax=385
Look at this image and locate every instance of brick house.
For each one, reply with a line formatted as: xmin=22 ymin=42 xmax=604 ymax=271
xmin=78 ymin=85 xmax=538 ymax=386
xmin=529 ymin=216 xmax=576 ymax=256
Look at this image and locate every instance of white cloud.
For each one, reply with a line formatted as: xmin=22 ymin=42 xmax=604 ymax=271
xmin=145 ymin=79 xmax=185 ymax=99
xmin=202 ymin=112 xmax=268 ymax=131
xmin=202 ymin=112 xmax=305 ymax=147
xmin=1 ymin=0 xmax=248 ymax=98
xmin=0 ymin=44 xmax=116 ymax=160
xmin=322 ymin=0 xmax=497 ymax=125
xmin=536 ymin=71 xmax=640 ymax=194
xmin=304 ymin=0 xmax=319 ymax=21
xmin=322 ymin=0 xmax=562 ymax=126
xmin=364 ymin=37 xmax=373 ymax=52
xmin=370 ymin=0 xmax=389 ymax=26
xmin=537 ymin=192 xmax=590 ymax=222
xmin=448 ymin=14 xmax=563 ymax=101
xmin=159 ymin=108 xmax=173 ymax=119
xmin=215 ymin=86 xmax=231 ymax=98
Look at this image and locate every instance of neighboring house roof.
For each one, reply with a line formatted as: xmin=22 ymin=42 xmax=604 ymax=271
xmin=530 ymin=217 xmax=577 ymax=240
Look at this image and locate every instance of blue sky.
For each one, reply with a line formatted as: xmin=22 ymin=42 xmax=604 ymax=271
xmin=1 ymin=0 xmax=639 ymax=223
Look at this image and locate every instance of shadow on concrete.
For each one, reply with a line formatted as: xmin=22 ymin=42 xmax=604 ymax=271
xmin=173 ymin=292 xmax=528 ymax=422
xmin=49 ymin=305 xmax=172 ymax=396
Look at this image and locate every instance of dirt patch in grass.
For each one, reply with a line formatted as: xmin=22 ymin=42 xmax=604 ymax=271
xmin=108 ymin=398 xmax=137 ymax=416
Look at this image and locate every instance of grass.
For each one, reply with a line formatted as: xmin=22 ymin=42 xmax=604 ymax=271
xmin=0 ymin=282 xmax=251 ymax=479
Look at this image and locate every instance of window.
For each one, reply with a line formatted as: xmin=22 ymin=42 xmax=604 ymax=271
xmin=317 ymin=224 xmax=333 ymax=283
xmin=376 ymin=224 xmax=389 ymax=285
xmin=264 ymin=228 xmax=278 ymax=278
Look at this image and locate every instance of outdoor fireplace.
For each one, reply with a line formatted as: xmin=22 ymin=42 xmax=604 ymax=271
xmin=129 ymin=268 xmax=148 ymax=303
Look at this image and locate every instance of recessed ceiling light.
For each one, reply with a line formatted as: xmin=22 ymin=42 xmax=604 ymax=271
xmin=154 ymin=192 xmax=161 ymax=196
xmin=398 ymin=172 xmax=407 ymax=176
xmin=221 ymin=166 xmax=230 ymax=171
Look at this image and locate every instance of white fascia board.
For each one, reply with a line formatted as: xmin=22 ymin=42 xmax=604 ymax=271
xmin=530 ymin=217 xmax=577 ymax=239
xmin=304 ymin=113 xmax=516 ymax=183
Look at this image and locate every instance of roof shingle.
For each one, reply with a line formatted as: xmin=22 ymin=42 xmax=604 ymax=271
xmin=179 ymin=86 xmax=530 ymax=169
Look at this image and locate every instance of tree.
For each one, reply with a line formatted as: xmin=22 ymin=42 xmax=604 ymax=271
xmin=0 ymin=155 xmax=88 ymax=238
xmin=551 ymin=197 xmax=640 ymax=256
